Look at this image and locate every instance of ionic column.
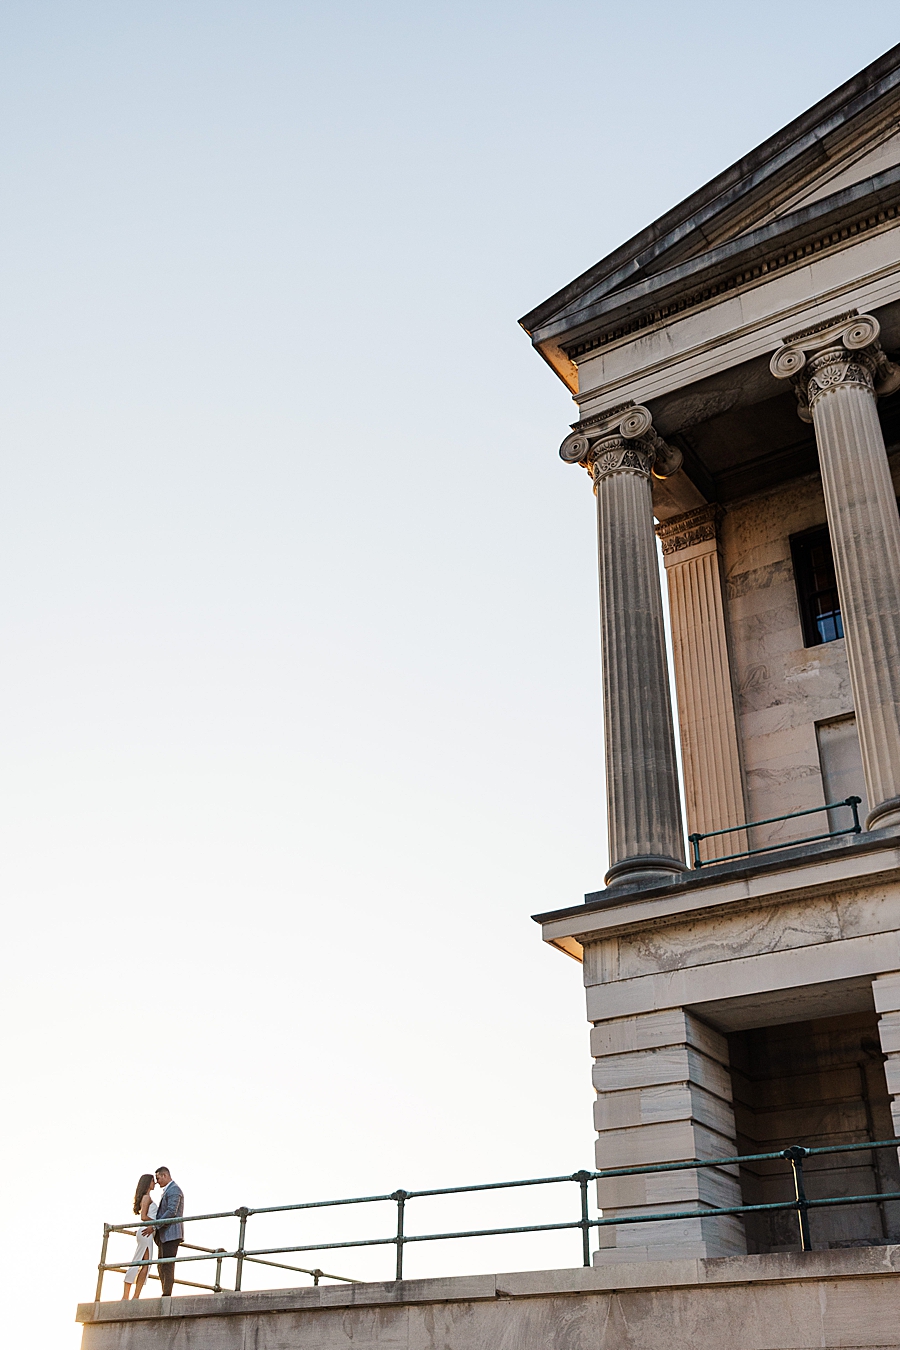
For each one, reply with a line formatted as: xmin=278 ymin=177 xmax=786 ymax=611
xmin=560 ymin=404 xmax=686 ymax=886
xmin=771 ymin=313 xmax=900 ymax=830
xmin=656 ymin=506 xmax=747 ymax=861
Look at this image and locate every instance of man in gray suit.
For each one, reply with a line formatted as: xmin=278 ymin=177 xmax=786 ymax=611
xmin=154 ymin=1167 xmax=184 ymax=1296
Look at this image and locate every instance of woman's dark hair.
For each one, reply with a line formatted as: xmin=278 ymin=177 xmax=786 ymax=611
xmin=133 ymin=1173 xmax=155 ymax=1215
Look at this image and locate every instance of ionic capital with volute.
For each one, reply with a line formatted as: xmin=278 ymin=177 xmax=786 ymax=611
xmin=559 ymin=402 xmax=682 ymax=488
xmin=769 ymin=311 xmax=900 ymax=420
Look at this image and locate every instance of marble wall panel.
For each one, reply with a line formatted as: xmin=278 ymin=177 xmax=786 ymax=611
xmin=596 ymin=1213 xmax=747 ymax=1257
xmin=721 ymin=473 xmax=855 ymax=826
xmin=591 ymin=1046 xmax=732 ymax=1099
xmin=595 ymin=1165 xmax=740 ymax=1212
xmin=593 ymin=1084 xmax=736 ymax=1137
xmin=589 ymin=1010 xmax=727 ymax=1061
xmin=595 ymin=1120 xmax=736 ymax=1170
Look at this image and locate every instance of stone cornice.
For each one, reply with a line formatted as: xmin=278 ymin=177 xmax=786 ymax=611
xmin=561 ymin=192 xmax=900 ymax=362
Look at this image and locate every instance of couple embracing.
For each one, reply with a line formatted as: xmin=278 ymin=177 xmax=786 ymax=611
xmin=122 ymin=1167 xmax=184 ymax=1299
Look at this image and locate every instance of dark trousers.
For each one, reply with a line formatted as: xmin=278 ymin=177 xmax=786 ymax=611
xmin=157 ymin=1239 xmax=181 ymax=1296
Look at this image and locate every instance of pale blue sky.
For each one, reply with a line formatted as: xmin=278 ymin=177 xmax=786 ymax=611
xmin=0 ymin=6 xmax=897 ymax=1343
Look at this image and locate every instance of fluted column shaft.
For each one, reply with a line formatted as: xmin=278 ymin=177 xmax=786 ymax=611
xmin=657 ymin=508 xmax=746 ymax=860
xmin=772 ymin=314 xmax=900 ymax=830
xmin=596 ymin=458 xmax=685 ymax=883
xmin=562 ymin=406 xmax=686 ymax=887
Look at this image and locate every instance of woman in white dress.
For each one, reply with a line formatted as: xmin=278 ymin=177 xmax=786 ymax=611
xmin=122 ymin=1174 xmax=157 ymax=1299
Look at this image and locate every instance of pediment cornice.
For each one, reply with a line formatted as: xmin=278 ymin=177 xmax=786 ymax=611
xmin=556 ymin=165 xmax=900 ymax=361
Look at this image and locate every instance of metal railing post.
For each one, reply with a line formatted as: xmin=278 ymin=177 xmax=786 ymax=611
xmin=391 ymin=1190 xmax=408 ymax=1281
xmin=783 ymin=1146 xmax=812 ymax=1252
xmin=95 ymin=1224 xmax=110 ymax=1302
xmin=848 ymin=795 xmax=862 ymax=833
xmin=234 ymin=1207 xmax=250 ymax=1291
xmin=573 ymin=1171 xmax=591 ymax=1267
xmin=688 ymin=833 xmax=703 ymax=868
xmin=214 ymin=1248 xmax=225 ymax=1294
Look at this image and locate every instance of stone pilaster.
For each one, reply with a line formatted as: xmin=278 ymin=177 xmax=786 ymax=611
xmin=589 ymin=1006 xmax=745 ymax=1262
xmin=656 ymin=506 xmax=746 ymax=863
xmin=771 ymin=313 xmax=900 ymax=831
xmin=560 ymin=405 xmax=686 ymax=887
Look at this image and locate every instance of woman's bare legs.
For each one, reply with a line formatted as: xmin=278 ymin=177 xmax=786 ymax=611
xmin=134 ymin=1262 xmax=150 ymax=1298
xmin=122 ymin=1281 xmax=132 ymax=1300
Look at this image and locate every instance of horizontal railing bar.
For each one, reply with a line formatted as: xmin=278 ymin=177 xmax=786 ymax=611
xmin=245 ymin=1175 xmax=575 ymax=1217
xmin=243 ymin=1221 xmax=587 ymax=1258
xmin=589 ymin=1189 xmax=900 ymax=1227
xmin=403 ymin=1174 xmax=581 ymax=1200
xmin=102 ymin=1263 xmax=218 ymax=1291
xmin=101 ymin=1185 xmax=900 ymax=1274
xmin=693 ymin=797 xmax=860 ymax=841
xmin=698 ymin=828 xmax=858 ymax=866
xmin=105 ymin=1249 xmax=355 ymax=1283
xmin=110 ymin=1210 xmax=238 ymax=1232
xmin=102 ymin=1254 xmax=232 ymax=1268
xmin=245 ymin=1192 xmax=400 ymax=1217
xmin=102 ymin=1139 xmax=900 ymax=1237
xmin=241 ymin=1254 xmax=357 ymax=1280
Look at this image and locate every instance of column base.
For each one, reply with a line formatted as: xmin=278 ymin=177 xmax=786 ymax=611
xmin=604 ymin=854 xmax=688 ymax=888
xmin=866 ymin=796 xmax=900 ymax=831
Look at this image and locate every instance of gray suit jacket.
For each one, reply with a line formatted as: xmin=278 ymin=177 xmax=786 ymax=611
xmin=156 ymin=1181 xmax=184 ymax=1243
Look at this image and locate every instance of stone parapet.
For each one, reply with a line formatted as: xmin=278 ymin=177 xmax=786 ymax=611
xmin=77 ymin=1248 xmax=900 ymax=1349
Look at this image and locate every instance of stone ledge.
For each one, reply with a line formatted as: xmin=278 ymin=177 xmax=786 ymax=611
xmin=76 ymin=1246 xmax=900 ymax=1324
xmin=536 ymin=829 xmax=900 ymax=953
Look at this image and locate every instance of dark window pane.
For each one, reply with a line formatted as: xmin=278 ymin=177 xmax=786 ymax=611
xmin=791 ymin=527 xmax=842 ymax=648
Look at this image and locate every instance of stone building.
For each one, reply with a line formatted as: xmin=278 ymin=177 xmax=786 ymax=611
xmin=521 ymin=43 xmax=900 ymax=1266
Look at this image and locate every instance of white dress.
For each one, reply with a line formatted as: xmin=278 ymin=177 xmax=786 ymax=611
xmin=125 ymin=1199 xmax=157 ymax=1283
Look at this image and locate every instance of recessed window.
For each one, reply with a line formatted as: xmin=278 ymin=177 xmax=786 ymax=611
xmin=816 ymin=713 xmax=868 ymax=829
xmin=791 ymin=526 xmax=842 ymax=647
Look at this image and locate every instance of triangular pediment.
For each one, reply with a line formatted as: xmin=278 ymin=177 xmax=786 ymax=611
xmin=521 ymin=45 xmax=900 ymax=387
xmin=732 ymin=122 xmax=900 ymax=238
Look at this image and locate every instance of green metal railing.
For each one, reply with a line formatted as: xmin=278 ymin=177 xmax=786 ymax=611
xmin=688 ymin=795 xmax=862 ymax=868
xmin=94 ymin=1137 xmax=900 ymax=1301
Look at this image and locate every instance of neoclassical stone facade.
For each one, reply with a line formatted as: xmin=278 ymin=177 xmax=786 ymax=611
xmin=522 ymin=43 xmax=900 ymax=1270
